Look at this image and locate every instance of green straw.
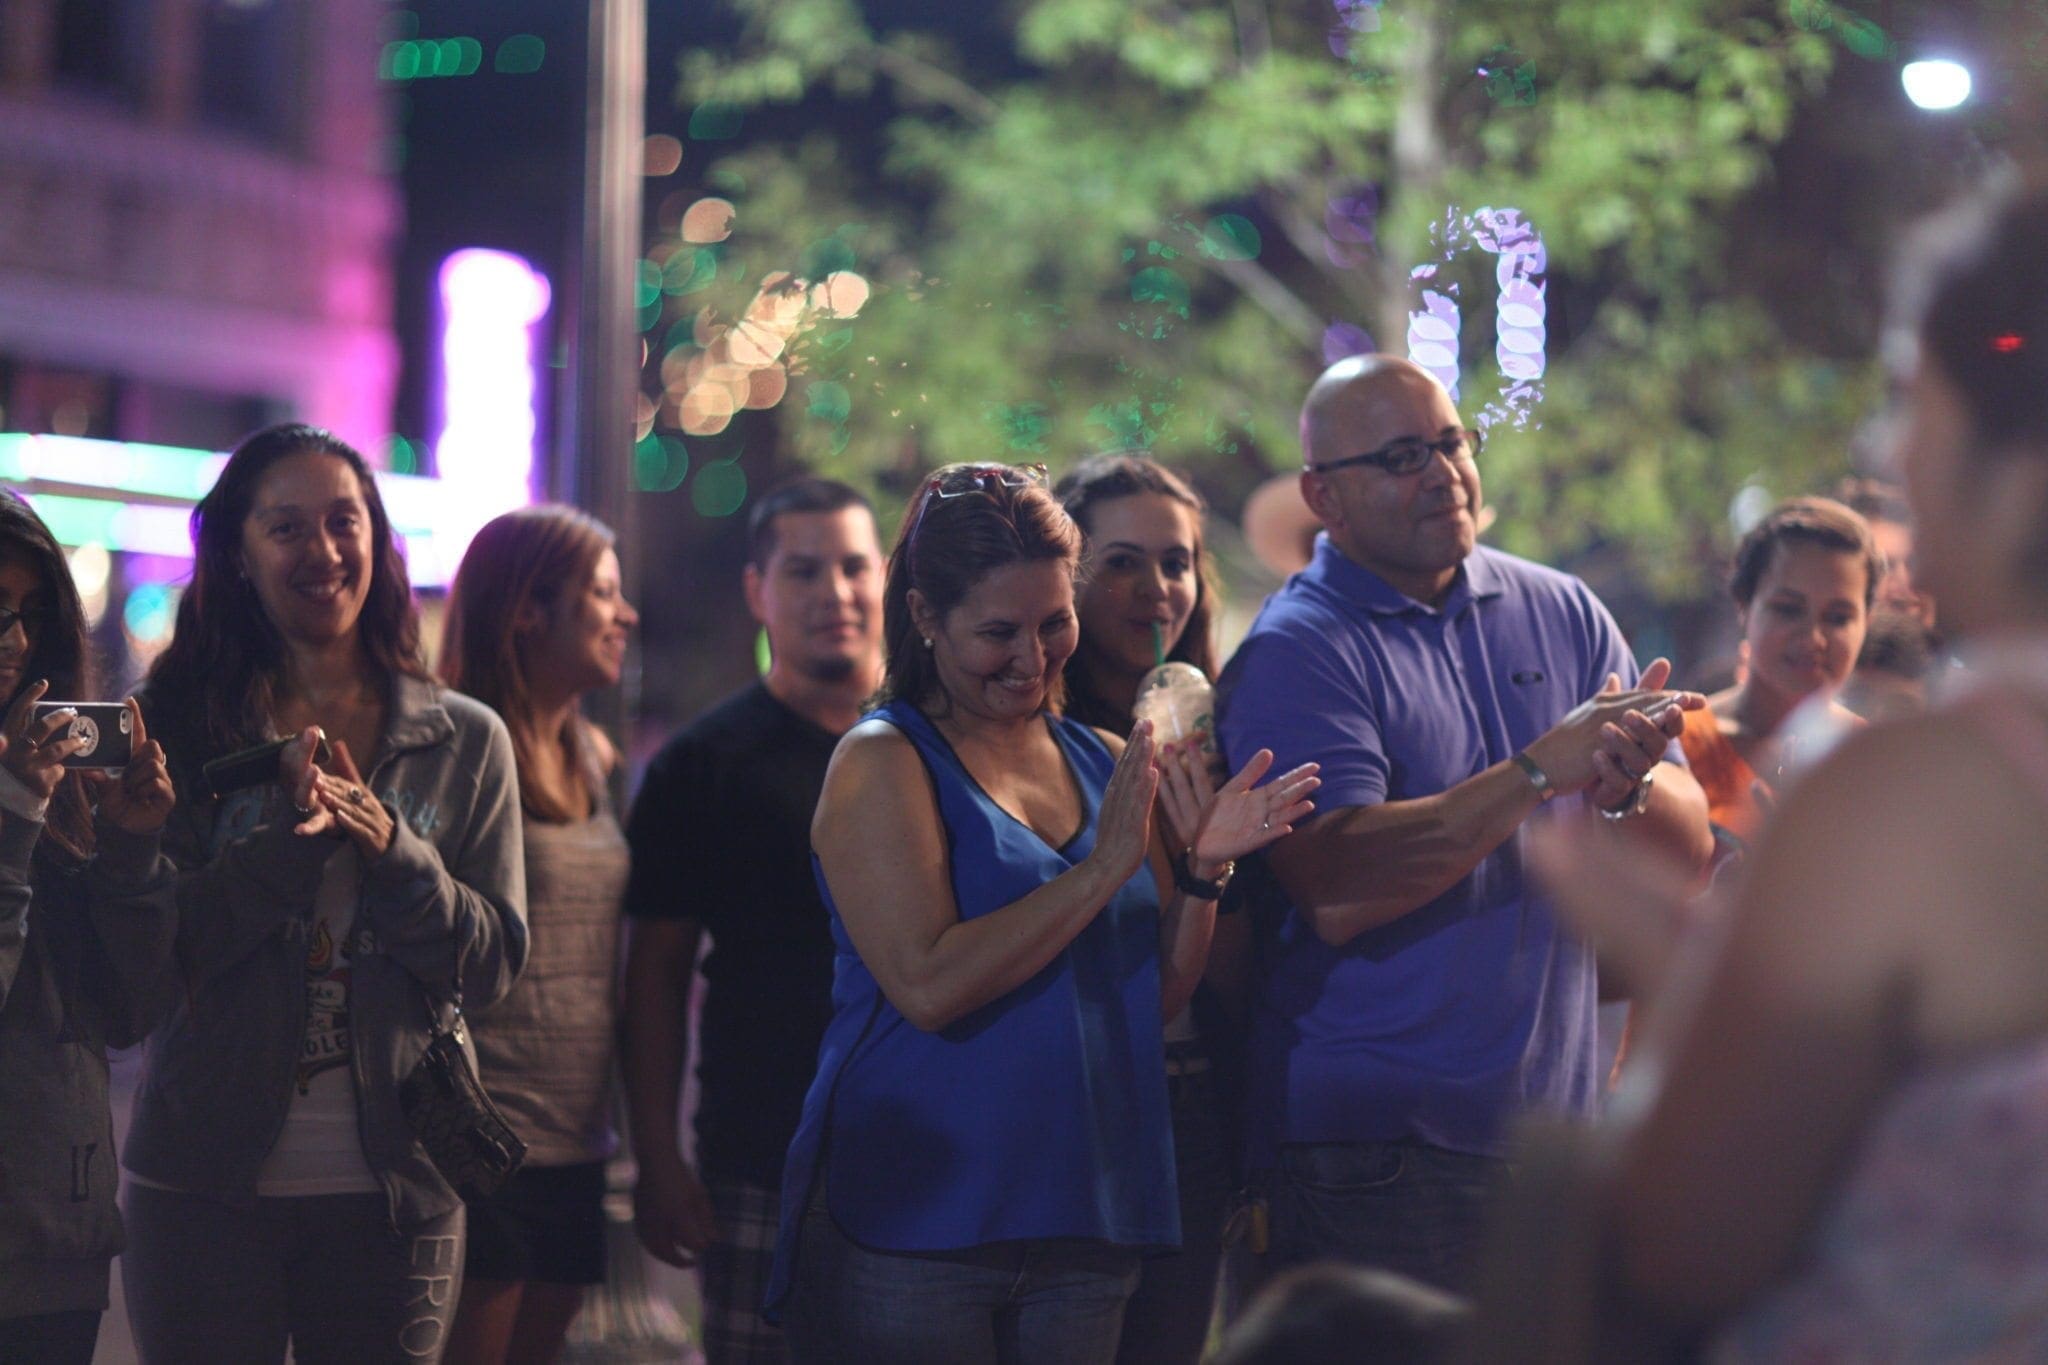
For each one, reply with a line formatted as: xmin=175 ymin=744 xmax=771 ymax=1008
xmin=1152 ymin=622 xmax=1165 ymax=667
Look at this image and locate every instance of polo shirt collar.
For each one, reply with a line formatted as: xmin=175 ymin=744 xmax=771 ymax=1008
xmin=1306 ymin=533 xmax=1507 ymax=617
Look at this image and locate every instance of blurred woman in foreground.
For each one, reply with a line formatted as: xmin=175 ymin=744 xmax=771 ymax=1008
xmin=1542 ymin=173 xmax=2048 ymax=1360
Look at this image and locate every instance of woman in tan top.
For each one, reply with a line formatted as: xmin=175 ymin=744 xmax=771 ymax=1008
xmin=439 ymin=505 xmax=639 ymax=1365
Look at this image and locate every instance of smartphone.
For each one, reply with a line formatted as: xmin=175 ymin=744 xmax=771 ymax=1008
xmin=200 ymin=731 xmax=332 ymax=801
xmin=30 ymin=701 xmax=134 ymax=769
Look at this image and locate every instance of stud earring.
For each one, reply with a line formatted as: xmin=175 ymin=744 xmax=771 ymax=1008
xmin=922 ymin=636 xmax=934 ymax=649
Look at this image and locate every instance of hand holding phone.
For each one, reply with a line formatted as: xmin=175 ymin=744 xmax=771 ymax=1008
xmin=30 ymin=700 xmax=135 ymax=769
xmin=200 ymin=730 xmax=332 ymax=801
xmin=90 ymin=700 xmax=175 ymax=835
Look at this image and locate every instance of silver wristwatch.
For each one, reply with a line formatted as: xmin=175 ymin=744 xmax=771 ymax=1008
xmin=1600 ymin=764 xmax=1657 ymax=821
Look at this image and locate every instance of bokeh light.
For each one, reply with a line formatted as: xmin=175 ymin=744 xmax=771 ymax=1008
xmin=67 ymin=543 xmax=110 ymax=627
xmin=1201 ymin=214 xmax=1261 ymax=261
xmin=121 ymin=582 xmax=179 ymax=649
xmin=494 ymin=34 xmax=545 ymax=74
xmin=1901 ymin=59 xmax=1972 ymax=110
xmin=691 ymin=461 xmax=749 ymax=517
xmin=643 ymin=135 xmax=684 ymax=177
xmin=679 ymin=384 xmax=736 ymax=436
xmin=812 ymin=271 xmax=871 ymax=318
xmin=682 ymin=198 xmax=735 ymax=244
xmin=689 ymin=102 xmax=744 ymax=140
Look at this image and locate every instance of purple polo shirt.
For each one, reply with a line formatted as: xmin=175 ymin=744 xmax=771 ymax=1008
xmin=1217 ymin=536 xmax=1640 ymax=1161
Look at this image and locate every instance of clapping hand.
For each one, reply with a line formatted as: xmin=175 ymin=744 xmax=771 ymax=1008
xmin=1091 ymin=720 xmax=1161 ymax=884
xmin=1158 ymin=743 xmax=1320 ymax=867
xmin=1529 ymin=658 xmax=1700 ymax=806
xmin=91 ymin=700 xmax=175 ymax=834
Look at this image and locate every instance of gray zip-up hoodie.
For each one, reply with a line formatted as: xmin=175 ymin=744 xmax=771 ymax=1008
xmin=126 ymin=676 xmax=527 ymax=1230
xmin=0 ymin=813 xmax=178 ymax=1320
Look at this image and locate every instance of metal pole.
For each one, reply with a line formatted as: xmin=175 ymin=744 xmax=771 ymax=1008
xmin=570 ymin=0 xmax=647 ymax=792
xmin=560 ymin=3 xmax=693 ymax=1360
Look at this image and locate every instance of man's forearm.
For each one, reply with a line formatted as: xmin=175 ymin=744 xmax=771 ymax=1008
xmin=620 ymin=972 xmax=691 ymax=1164
xmin=1270 ymin=759 xmax=1545 ymax=946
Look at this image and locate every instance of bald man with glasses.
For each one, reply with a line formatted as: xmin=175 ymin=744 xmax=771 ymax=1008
xmin=1215 ymin=355 xmax=1713 ymax=1292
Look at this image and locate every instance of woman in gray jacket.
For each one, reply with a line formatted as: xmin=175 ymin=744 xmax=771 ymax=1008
xmin=0 ymin=492 xmax=178 ymax=1365
xmin=122 ymin=425 xmax=528 ymax=1365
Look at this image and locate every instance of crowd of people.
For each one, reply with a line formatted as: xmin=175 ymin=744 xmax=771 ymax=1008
xmin=0 ymin=173 xmax=2041 ymax=1365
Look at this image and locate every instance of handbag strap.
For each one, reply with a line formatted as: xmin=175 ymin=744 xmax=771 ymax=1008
xmin=422 ymin=947 xmax=468 ymax=1037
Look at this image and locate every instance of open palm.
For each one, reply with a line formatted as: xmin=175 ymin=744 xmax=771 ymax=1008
xmin=1157 ymin=744 xmax=1319 ymax=864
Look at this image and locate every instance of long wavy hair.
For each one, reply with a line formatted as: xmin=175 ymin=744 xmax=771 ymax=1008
xmin=1053 ymin=455 xmax=1221 ymax=734
xmin=877 ymin=464 xmax=1081 ymax=715
xmin=439 ymin=504 xmax=615 ymax=823
xmin=146 ymin=424 xmax=429 ymax=764
xmin=0 ymin=492 xmax=96 ymax=861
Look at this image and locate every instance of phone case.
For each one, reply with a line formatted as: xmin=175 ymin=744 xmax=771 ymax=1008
xmin=31 ymin=702 xmax=134 ymax=769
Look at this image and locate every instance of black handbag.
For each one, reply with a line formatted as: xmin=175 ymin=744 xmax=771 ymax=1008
xmin=398 ymin=978 xmax=527 ymax=1202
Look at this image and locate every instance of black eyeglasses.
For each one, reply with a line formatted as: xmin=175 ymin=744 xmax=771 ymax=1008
xmin=0 ymin=605 xmax=40 ymax=638
xmin=908 ymin=463 xmax=1049 ymax=544
xmin=1308 ymin=428 xmax=1482 ymax=477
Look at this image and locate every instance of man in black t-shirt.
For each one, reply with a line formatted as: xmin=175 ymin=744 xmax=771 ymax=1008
xmin=621 ymin=478 xmax=883 ymax=1365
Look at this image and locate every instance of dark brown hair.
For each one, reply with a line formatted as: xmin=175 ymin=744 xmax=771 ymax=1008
xmin=1728 ymin=496 xmax=1882 ymax=611
xmin=0 ymin=491 xmax=95 ymax=861
xmin=878 ymin=464 xmax=1081 ymax=713
xmin=746 ymin=476 xmax=872 ymax=569
xmin=1893 ymin=172 xmax=2048 ymax=457
xmin=440 ymin=504 xmax=615 ymax=823
xmin=1053 ymin=454 xmax=1220 ymax=733
xmin=146 ymin=423 xmax=430 ymax=761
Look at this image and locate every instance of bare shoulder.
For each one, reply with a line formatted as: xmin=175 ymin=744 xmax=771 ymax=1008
xmin=815 ymin=716 xmax=929 ymax=841
xmin=1738 ymin=709 xmax=2042 ymax=997
xmin=579 ymin=719 xmax=619 ymax=775
xmin=1090 ymin=725 xmax=1127 ymax=757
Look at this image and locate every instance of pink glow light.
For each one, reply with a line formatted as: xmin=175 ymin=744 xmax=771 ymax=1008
xmin=433 ymin=248 xmax=551 ymax=581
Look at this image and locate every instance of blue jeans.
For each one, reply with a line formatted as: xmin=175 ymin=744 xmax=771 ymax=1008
xmin=1114 ymin=1065 xmax=1231 ymax=1365
xmin=1265 ymin=1140 xmax=1504 ymax=1294
xmin=784 ymin=1185 xmax=1141 ymax=1365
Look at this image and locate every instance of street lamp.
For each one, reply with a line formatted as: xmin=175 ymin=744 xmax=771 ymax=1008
xmin=1901 ymin=59 xmax=1972 ymax=111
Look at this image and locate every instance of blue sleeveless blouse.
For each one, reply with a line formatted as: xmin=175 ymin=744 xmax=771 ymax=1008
xmin=765 ymin=702 xmax=1178 ymax=1312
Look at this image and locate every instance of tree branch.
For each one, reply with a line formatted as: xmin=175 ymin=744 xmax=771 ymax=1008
xmin=866 ymin=39 xmax=1002 ymax=124
xmin=1192 ymin=252 xmax=1327 ymax=352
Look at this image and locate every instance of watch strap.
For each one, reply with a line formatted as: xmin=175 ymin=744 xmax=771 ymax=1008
xmin=1512 ymin=750 xmax=1557 ymax=802
xmin=1173 ymin=849 xmax=1233 ymax=900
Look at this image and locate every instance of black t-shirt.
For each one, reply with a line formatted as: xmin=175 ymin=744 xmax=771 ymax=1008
xmin=624 ymin=681 xmax=841 ymax=1186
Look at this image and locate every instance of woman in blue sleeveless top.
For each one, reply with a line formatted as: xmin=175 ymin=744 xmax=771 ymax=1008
xmin=768 ymin=463 xmax=1318 ymax=1364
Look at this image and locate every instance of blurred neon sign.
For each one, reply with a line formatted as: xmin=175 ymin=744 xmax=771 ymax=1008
xmin=0 ymin=433 xmax=457 ymax=586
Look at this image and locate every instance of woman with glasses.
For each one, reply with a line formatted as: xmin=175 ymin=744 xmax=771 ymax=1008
xmin=1053 ymin=456 xmax=1237 ymax=1365
xmin=438 ymin=505 xmax=638 ymax=1365
xmin=766 ymin=463 xmax=1318 ymax=1363
xmin=0 ymin=493 xmax=177 ymax=1365
xmin=122 ymin=424 xmax=526 ymax=1365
